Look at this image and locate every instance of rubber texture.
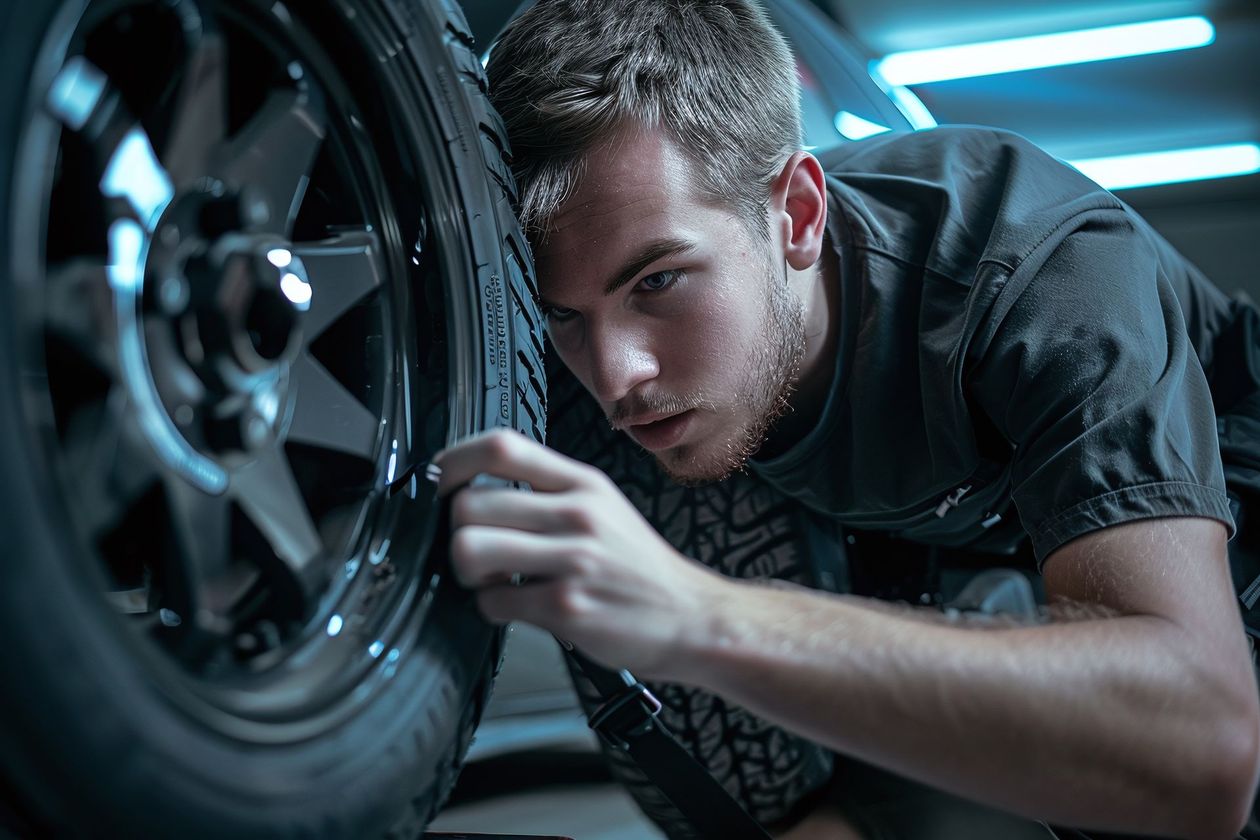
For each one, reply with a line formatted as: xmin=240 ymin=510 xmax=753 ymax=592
xmin=0 ymin=0 xmax=544 ymax=836
xmin=545 ymin=362 xmax=838 ymax=839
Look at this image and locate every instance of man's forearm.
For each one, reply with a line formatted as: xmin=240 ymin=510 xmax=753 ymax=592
xmin=667 ymin=578 xmax=1253 ymax=838
xmin=436 ymin=434 xmax=1257 ymax=836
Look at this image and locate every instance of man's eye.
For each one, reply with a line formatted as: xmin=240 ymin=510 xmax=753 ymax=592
xmin=542 ymin=304 xmax=577 ymax=322
xmin=638 ymin=270 xmax=681 ymax=292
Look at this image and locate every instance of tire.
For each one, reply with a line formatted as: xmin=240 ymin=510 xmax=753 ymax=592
xmin=0 ymin=0 xmax=544 ymax=836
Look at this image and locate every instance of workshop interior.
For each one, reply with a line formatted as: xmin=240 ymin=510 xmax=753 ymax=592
xmin=0 ymin=0 xmax=1256 ymax=837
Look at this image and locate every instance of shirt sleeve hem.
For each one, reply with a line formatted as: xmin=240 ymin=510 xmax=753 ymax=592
xmin=1029 ymin=481 xmax=1237 ymax=568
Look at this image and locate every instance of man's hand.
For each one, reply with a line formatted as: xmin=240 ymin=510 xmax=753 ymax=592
xmin=434 ymin=429 xmax=728 ymax=678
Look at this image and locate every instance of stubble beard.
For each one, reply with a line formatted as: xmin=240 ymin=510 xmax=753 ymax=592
xmin=655 ymin=259 xmax=807 ymax=486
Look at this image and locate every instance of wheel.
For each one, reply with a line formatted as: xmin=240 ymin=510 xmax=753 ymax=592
xmin=0 ymin=0 xmax=545 ymax=835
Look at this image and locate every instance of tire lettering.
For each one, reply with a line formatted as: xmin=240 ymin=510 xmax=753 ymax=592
xmin=484 ymin=276 xmax=511 ymax=421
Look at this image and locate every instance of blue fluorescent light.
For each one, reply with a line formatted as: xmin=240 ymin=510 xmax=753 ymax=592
xmin=887 ymin=86 xmax=937 ymax=130
xmin=1069 ymin=144 xmax=1260 ymax=190
xmin=874 ymin=16 xmax=1215 ymax=85
xmin=834 ymin=111 xmax=892 ymax=141
xmin=867 ymin=64 xmax=938 ymax=130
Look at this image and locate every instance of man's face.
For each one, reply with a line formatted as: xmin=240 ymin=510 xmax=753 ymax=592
xmin=535 ymin=128 xmax=806 ymax=484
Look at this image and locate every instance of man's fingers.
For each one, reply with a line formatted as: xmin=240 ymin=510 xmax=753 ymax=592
xmin=475 ymin=579 xmax=585 ymax=630
xmin=451 ymin=486 xmax=595 ymax=535
xmin=434 ymin=429 xmax=588 ymax=495
xmin=449 ymin=525 xmax=591 ymax=588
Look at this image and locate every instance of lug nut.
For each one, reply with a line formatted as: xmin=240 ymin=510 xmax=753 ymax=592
xmin=158 ymin=275 xmax=191 ymax=315
xmin=204 ymin=406 xmax=273 ymax=453
xmin=184 ymin=245 xmax=300 ymax=376
xmin=244 ymin=415 xmax=269 ymax=449
xmin=244 ymin=195 xmax=271 ymax=228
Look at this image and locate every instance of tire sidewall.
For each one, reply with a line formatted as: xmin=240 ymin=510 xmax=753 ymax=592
xmin=0 ymin=0 xmax=541 ymax=835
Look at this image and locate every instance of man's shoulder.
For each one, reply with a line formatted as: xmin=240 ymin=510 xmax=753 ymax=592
xmin=817 ymin=126 xmax=1122 ymax=278
xmin=816 ymin=125 xmax=1066 ymax=182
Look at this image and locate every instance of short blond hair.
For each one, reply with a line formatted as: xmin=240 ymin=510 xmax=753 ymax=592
xmin=486 ymin=0 xmax=803 ymax=242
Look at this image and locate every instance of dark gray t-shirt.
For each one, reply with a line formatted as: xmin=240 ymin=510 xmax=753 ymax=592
xmin=752 ymin=125 xmax=1236 ymax=564
xmin=544 ymin=125 xmax=1252 ymax=835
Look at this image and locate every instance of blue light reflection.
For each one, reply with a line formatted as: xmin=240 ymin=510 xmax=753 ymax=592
xmin=100 ymin=127 xmax=174 ymax=230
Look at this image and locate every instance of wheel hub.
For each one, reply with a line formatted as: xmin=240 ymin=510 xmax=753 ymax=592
xmin=22 ymin=0 xmax=450 ymax=736
xmin=145 ymin=183 xmax=310 ymax=458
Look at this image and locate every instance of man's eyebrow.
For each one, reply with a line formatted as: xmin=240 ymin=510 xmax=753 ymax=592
xmin=603 ymin=237 xmax=696 ymax=295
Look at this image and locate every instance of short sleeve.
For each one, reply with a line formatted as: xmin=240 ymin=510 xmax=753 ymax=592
xmin=968 ymin=208 xmax=1235 ymax=564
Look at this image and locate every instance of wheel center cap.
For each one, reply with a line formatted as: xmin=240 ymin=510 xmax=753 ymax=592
xmin=144 ymin=187 xmax=311 ymax=457
xmin=190 ymin=232 xmax=308 ymax=375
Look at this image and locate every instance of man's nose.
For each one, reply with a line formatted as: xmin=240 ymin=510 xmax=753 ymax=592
xmin=586 ymin=323 xmax=659 ymax=404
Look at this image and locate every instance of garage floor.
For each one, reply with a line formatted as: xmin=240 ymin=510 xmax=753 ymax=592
xmin=428 ymin=751 xmax=666 ymax=839
xmin=429 ymin=782 xmax=666 ymax=839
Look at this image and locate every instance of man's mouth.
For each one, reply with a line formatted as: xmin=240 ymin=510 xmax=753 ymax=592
xmin=622 ymin=409 xmax=695 ymax=451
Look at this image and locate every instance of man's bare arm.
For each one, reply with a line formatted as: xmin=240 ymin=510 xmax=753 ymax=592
xmin=679 ymin=517 xmax=1260 ymax=838
xmin=437 ymin=431 xmax=1260 ymax=839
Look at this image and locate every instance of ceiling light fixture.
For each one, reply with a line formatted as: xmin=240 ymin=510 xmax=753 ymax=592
xmin=1068 ymin=143 xmax=1260 ymax=190
xmin=834 ymin=111 xmax=893 ymax=140
xmin=874 ymin=16 xmax=1215 ymax=86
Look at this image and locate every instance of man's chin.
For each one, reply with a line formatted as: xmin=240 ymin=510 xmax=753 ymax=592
xmin=653 ymin=455 xmax=732 ymax=486
xmin=648 ymin=437 xmax=754 ymax=487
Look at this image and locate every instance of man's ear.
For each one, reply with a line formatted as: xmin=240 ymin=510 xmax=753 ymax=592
xmin=769 ymin=151 xmax=828 ymax=271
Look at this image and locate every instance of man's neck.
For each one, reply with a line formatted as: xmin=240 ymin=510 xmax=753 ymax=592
xmin=759 ymin=235 xmax=842 ymax=459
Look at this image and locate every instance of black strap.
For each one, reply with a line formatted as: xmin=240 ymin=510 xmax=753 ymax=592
xmin=563 ymin=647 xmax=773 ymax=840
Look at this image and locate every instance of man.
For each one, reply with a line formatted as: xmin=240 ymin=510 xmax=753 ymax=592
xmin=434 ymin=0 xmax=1260 ymax=836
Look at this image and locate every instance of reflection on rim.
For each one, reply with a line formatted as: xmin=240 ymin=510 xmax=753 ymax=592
xmin=19 ymin=0 xmax=460 ymax=743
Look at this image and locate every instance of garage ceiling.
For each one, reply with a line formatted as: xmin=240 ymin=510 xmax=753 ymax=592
xmin=823 ymin=0 xmax=1259 ymax=161
xmin=462 ymin=0 xmax=1259 ymax=297
xmin=816 ymin=0 xmax=1260 ymax=298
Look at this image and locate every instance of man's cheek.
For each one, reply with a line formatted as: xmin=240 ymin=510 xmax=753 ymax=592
xmin=549 ymin=330 xmax=585 ymax=377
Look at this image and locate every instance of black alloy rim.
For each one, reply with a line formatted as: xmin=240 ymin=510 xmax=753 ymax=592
xmin=13 ymin=0 xmax=462 ymax=743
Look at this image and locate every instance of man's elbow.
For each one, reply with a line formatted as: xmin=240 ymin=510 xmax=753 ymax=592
xmin=1193 ymin=693 xmax=1260 ymax=839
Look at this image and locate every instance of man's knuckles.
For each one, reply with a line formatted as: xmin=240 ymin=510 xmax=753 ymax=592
xmin=477 ymin=427 xmax=527 ymax=466
xmin=549 ymin=578 xmax=591 ymax=620
xmin=560 ymin=539 xmax=602 ymax=578
xmin=449 ymin=488 xmax=476 ymax=527
xmin=449 ymin=526 xmax=504 ymax=587
xmin=450 ymin=487 xmax=600 ymax=537
xmin=474 ymin=428 xmax=594 ymax=482
xmin=525 ymin=579 xmax=592 ymax=623
xmin=572 ymin=459 xmax=606 ymax=487
xmin=555 ymin=500 xmax=597 ymax=533
xmin=435 ymin=429 xmax=528 ymax=488
xmin=474 ymin=579 xmax=590 ymax=627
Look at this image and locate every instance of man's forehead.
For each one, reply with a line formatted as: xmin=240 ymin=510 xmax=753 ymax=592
xmin=548 ymin=129 xmax=693 ymax=234
xmin=535 ymin=128 xmax=708 ymax=273
xmin=547 ymin=182 xmax=671 ymax=236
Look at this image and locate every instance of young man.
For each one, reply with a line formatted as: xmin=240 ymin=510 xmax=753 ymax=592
xmin=434 ymin=0 xmax=1260 ymax=836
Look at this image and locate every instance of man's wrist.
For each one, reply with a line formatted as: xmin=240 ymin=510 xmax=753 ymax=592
xmin=665 ymin=572 xmax=759 ymax=689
